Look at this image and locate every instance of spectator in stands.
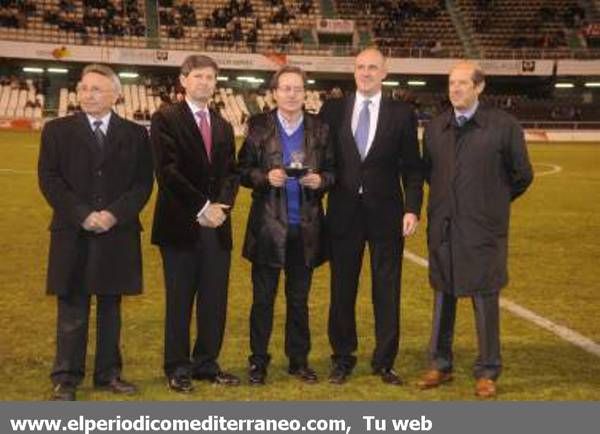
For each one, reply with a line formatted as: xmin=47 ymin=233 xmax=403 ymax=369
xmin=150 ymin=54 xmax=240 ymax=393
xmin=418 ymin=61 xmax=533 ymax=398
xmin=246 ymin=26 xmax=258 ymax=53
xmin=39 ymin=64 xmax=153 ymax=401
xmin=238 ymin=65 xmax=335 ymax=386
xmin=319 ymin=47 xmax=423 ymax=386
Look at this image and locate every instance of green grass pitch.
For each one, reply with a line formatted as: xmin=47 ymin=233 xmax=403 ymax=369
xmin=0 ymin=130 xmax=598 ymax=400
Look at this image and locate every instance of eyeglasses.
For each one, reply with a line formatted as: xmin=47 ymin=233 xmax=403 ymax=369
xmin=277 ymin=86 xmax=305 ymax=94
xmin=77 ymin=85 xmax=112 ymax=96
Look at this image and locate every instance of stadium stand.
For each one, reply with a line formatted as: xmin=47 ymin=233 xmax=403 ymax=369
xmin=334 ymin=0 xmax=465 ymax=57
xmin=0 ymin=0 xmax=148 ymax=47
xmin=0 ymin=76 xmax=45 ymax=120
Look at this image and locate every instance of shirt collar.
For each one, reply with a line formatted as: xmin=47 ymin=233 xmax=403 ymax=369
xmin=186 ymin=98 xmax=210 ymax=121
xmin=454 ymin=100 xmax=479 ymax=121
xmin=355 ymin=90 xmax=382 ymax=108
xmin=86 ymin=111 xmax=111 ymax=130
xmin=276 ymin=110 xmax=304 ymax=133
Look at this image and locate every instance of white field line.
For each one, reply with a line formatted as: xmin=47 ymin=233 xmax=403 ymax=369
xmin=405 ymin=248 xmax=600 ymax=358
xmin=534 ymin=163 xmax=562 ymax=177
xmin=0 ymin=168 xmax=35 ymax=174
xmin=407 ymin=162 xmax=600 ymax=358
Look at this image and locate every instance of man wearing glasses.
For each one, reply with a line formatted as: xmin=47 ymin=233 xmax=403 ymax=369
xmin=238 ymin=65 xmax=335 ymax=385
xmin=38 ymin=64 xmax=154 ymax=400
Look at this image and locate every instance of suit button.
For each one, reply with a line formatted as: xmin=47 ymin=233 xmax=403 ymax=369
xmin=96 ymin=170 xmax=103 ymax=176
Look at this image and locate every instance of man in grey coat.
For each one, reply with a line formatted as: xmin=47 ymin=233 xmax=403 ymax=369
xmin=418 ymin=61 xmax=533 ymax=398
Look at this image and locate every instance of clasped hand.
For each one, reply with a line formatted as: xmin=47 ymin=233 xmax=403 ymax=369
xmin=267 ymin=168 xmax=321 ymax=190
xmin=197 ymin=203 xmax=230 ymax=228
xmin=82 ymin=211 xmax=117 ymax=233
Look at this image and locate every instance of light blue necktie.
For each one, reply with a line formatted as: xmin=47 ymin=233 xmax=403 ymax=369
xmin=354 ymin=99 xmax=371 ymax=160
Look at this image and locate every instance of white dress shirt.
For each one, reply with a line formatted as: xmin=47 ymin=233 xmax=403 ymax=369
xmin=86 ymin=112 xmax=111 ymax=135
xmin=351 ymin=90 xmax=382 ymax=158
xmin=186 ymin=98 xmax=211 ymax=127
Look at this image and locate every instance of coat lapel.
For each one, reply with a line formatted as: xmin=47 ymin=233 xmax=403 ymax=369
xmin=178 ymin=101 xmax=211 ymax=163
xmin=341 ymin=95 xmax=362 ymax=163
xmin=102 ymin=111 xmax=125 ymax=166
xmin=75 ymin=112 xmax=103 ymax=168
xmin=363 ymin=97 xmax=390 ymax=163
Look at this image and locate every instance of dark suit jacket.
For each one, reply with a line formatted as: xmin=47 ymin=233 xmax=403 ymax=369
xmin=38 ymin=111 xmax=154 ymax=296
xmin=319 ymin=94 xmax=423 ymax=239
xmin=423 ymin=105 xmax=533 ymax=295
xmin=238 ymin=110 xmax=335 ymax=268
xmin=150 ymin=101 xmax=239 ymax=249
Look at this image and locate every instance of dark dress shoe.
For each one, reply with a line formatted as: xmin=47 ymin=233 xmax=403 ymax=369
xmin=95 ymin=378 xmax=138 ymax=395
xmin=417 ymin=369 xmax=453 ymax=390
xmin=194 ymin=371 xmax=241 ymax=386
xmin=375 ymin=368 xmax=403 ymax=385
xmin=328 ymin=366 xmax=349 ymax=385
xmin=167 ymin=376 xmax=194 ymax=393
xmin=248 ymin=365 xmax=267 ymax=386
xmin=289 ymin=366 xmax=318 ymax=384
xmin=50 ymin=384 xmax=76 ymax=401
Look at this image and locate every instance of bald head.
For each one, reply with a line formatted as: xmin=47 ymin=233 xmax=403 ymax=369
xmin=354 ymin=47 xmax=387 ymax=97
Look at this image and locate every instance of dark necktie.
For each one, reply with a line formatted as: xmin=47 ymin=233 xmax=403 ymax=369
xmin=456 ymin=115 xmax=468 ymax=127
xmin=93 ymin=120 xmax=105 ymax=150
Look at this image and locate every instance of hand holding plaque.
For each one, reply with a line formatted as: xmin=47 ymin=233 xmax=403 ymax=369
xmin=285 ymin=150 xmax=309 ymax=178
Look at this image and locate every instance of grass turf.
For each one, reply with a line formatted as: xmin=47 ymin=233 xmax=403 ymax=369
xmin=0 ymin=130 xmax=598 ymax=400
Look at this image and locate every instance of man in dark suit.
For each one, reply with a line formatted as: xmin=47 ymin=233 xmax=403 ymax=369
xmin=319 ymin=48 xmax=424 ymax=385
xmin=238 ymin=66 xmax=335 ymax=385
xmin=151 ymin=55 xmax=239 ymax=393
xmin=417 ymin=61 xmax=533 ymax=398
xmin=38 ymin=64 xmax=154 ymax=401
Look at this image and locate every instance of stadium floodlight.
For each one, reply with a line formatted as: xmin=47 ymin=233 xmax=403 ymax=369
xmin=237 ymin=76 xmax=253 ymax=82
xmin=382 ymin=80 xmax=400 ymax=86
xmin=307 ymin=79 xmax=315 ymax=84
xmin=47 ymin=68 xmax=68 ymax=74
xmin=119 ymin=72 xmax=139 ymax=79
xmin=217 ymin=76 xmax=229 ymax=81
xmin=407 ymin=80 xmax=426 ymax=86
xmin=23 ymin=67 xmax=44 ymax=74
xmin=584 ymin=82 xmax=600 ymax=88
xmin=554 ymin=83 xmax=574 ymax=89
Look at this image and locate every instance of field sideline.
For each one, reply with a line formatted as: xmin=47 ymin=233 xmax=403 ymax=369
xmin=0 ymin=130 xmax=598 ymax=400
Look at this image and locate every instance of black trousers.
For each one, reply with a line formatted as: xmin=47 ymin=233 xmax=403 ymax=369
xmin=428 ymin=290 xmax=502 ymax=380
xmin=328 ymin=204 xmax=404 ymax=372
xmin=160 ymin=227 xmax=230 ymax=379
xmin=249 ymin=226 xmax=313 ymax=370
xmin=51 ymin=293 xmax=122 ymax=387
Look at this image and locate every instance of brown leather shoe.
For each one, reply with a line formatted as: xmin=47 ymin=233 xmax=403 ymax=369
xmin=417 ymin=370 xmax=453 ymax=390
xmin=475 ymin=378 xmax=497 ymax=398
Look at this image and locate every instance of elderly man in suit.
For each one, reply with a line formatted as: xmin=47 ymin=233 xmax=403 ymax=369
xmin=238 ymin=65 xmax=335 ymax=386
xmin=150 ymin=54 xmax=239 ymax=393
xmin=319 ymin=47 xmax=424 ymax=385
xmin=38 ymin=64 xmax=154 ymax=401
xmin=417 ymin=61 xmax=533 ymax=398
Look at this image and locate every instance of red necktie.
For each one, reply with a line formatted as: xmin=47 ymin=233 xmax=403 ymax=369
xmin=196 ymin=110 xmax=212 ymax=162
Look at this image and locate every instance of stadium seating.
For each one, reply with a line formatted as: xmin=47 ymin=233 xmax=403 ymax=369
xmin=0 ymin=78 xmax=44 ymax=120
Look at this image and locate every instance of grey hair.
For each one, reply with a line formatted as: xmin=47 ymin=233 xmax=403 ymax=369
xmin=81 ymin=64 xmax=122 ymax=94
